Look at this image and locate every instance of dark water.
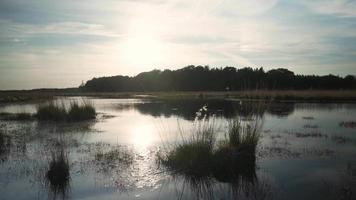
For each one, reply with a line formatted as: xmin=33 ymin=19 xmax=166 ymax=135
xmin=0 ymin=97 xmax=355 ymax=200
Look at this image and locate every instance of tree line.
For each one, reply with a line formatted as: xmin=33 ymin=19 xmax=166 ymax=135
xmin=82 ymin=65 xmax=356 ymax=92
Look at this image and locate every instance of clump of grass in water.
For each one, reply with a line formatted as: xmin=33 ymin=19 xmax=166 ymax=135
xmin=36 ymin=100 xmax=96 ymax=122
xmin=46 ymin=151 xmax=70 ymax=199
xmin=0 ymin=131 xmax=11 ymax=162
xmin=37 ymin=102 xmax=67 ymax=121
xmin=67 ymin=101 xmax=96 ymax=121
xmin=158 ymin=116 xmax=216 ymax=178
xmin=213 ymin=118 xmax=261 ymax=183
xmin=158 ymin=106 xmax=262 ymax=184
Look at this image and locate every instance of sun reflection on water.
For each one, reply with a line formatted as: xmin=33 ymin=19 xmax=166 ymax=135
xmin=131 ymin=124 xmax=156 ymax=150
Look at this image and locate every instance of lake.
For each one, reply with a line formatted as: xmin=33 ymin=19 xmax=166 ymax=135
xmin=0 ymin=97 xmax=356 ymax=200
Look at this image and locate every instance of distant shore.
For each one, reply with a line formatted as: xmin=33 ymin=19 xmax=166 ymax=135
xmin=1 ymin=90 xmax=356 ymax=103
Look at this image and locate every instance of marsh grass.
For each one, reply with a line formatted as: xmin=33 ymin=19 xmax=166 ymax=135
xmin=46 ymin=150 xmax=70 ymax=199
xmin=0 ymin=112 xmax=34 ymax=121
xmin=158 ymin=117 xmax=217 ymax=178
xmin=0 ymin=131 xmax=11 ymax=162
xmin=67 ymin=101 xmax=96 ymax=121
xmin=37 ymin=102 xmax=67 ymax=121
xmin=36 ymin=100 xmax=96 ymax=122
xmin=158 ymin=108 xmax=262 ymax=185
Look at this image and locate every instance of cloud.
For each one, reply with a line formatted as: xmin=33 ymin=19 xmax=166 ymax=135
xmin=300 ymin=0 xmax=356 ymax=17
xmin=1 ymin=0 xmax=356 ymax=89
xmin=0 ymin=20 xmax=120 ymax=41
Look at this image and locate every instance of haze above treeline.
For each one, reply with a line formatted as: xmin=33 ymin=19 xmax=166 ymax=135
xmin=81 ymin=65 xmax=356 ymax=92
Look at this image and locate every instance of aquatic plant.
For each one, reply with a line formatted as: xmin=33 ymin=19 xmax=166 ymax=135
xmin=339 ymin=121 xmax=356 ymax=128
xmin=295 ymin=132 xmax=326 ymax=138
xmin=37 ymin=102 xmax=67 ymax=121
xmin=67 ymin=101 xmax=96 ymax=121
xmin=95 ymin=148 xmax=133 ymax=166
xmin=331 ymin=135 xmax=353 ymax=144
xmin=303 ymin=124 xmax=319 ymax=129
xmin=159 ymin=119 xmax=216 ymax=178
xmin=36 ymin=100 xmax=96 ymax=122
xmin=46 ymin=151 xmax=70 ymax=199
xmin=0 ymin=112 xmax=34 ymax=121
xmin=159 ymin=110 xmax=261 ymax=184
xmin=0 ymin=131 xmax=11 ymax=162
xmin=302 ymin=116 xmax=315 ymax=120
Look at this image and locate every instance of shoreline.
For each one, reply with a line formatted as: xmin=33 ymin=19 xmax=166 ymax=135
xmin=1 ymin=90 xmax=356 ymax=103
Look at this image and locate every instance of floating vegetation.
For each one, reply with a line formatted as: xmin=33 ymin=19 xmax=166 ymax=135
xmin=331 ymin=135 xmax=353 ymax=144
xmin=303 ymin=124 xmax=319 ymax=129
xmin=339 ymin=121 xmax=356 ymax=128
xmin=0 ymin=112 xmax=34 ymax=121
xmin=46 ymin=150 xmax=70 ymax=200
xmin=258 ymin=146 xmax=334 ymax=158
xmin=302 ymin=116 xmax=315 ymax=120
xmin=270 ymin=134 xmax=282 ymax=139
xmin=36 ymin=100 xmax=96 ymax=122
xmin=95 ymin=147 xmax=134 ymax=167
xmin=295 ymin=132 xmax=327 ymax=138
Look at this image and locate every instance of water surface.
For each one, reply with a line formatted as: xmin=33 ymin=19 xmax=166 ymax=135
xmin=0 ymin=97 xmax=355 ymax=200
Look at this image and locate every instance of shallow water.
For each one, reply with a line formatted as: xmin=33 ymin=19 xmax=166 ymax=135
xmin=0 ymin=97 xmax=356 ymax=200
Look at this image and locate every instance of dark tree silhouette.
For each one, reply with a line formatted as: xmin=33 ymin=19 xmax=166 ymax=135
xmin=81 ymin=66 xmax=356 ymax=92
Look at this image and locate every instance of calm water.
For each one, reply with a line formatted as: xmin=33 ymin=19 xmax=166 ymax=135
xmin=0 ymin=97 xmax=356 ymax=200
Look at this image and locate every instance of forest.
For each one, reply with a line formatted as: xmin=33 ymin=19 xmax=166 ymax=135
xmin=82 ymin=65 xmax=356 ymax=92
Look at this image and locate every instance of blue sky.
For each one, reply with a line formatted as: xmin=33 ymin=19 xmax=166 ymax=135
xmin=0 ymin=0 xmax=356 ymax=90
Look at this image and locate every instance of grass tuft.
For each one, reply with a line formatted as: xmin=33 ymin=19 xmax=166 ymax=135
xmin=36 ymin=100 xmax=96 ymax=122
xmin=0 ymin=131 xmax=10 ymax=162
xmin=46 ymin=151 xmax=70 ymax=198
xmin=158 ymin=113 xmax=262 ymax=184
xmin=67 ymin=101 xmax=96 ymax=121
xmin=37 ymin=102 xmax=67 ymax=121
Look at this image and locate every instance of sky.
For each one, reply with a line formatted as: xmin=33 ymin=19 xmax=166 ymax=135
xmin=0 ymin=0 xmax=356 ymax=90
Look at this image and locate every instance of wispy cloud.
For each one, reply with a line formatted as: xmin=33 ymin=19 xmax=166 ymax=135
xmin=300 ymin=0 xmax=356 ymax=17
xmin=0 ymin=0 xmax=356 ymax=89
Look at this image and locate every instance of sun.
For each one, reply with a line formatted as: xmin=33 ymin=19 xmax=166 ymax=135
xmin=131 ymin=124 xmax=156 ymax=149
xmin=121 ymin=20 xmax=167 ymax=69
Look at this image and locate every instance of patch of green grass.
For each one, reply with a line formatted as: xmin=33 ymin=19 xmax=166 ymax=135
xmin=36 ymin=100 xmax=96 ymax=122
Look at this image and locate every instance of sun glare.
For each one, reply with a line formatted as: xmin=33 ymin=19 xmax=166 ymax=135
xmin=131 ymin=124 xmax=156 ymax=149
xmin=121 ymin=19 xmax=167 ymax=69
